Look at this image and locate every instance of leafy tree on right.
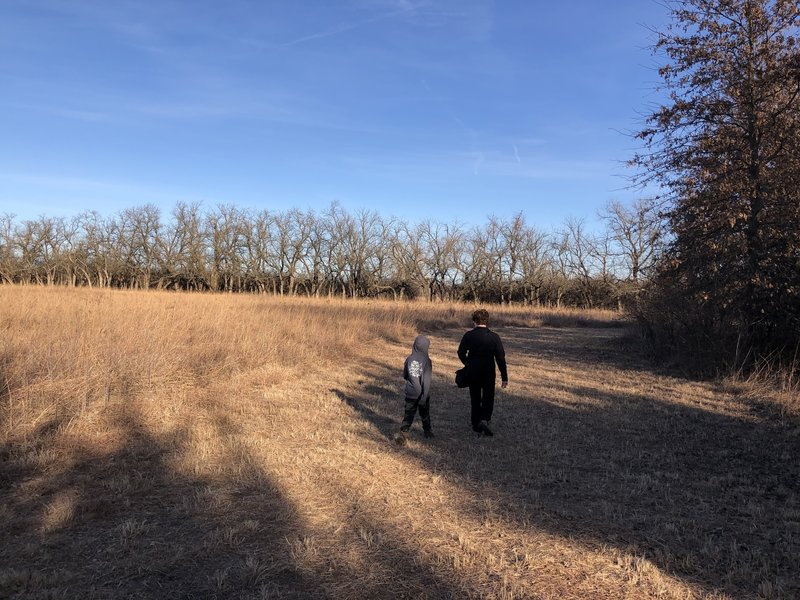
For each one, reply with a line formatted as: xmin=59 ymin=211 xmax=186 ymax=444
xmin=633 ymin=0 xmax=800 ymax=370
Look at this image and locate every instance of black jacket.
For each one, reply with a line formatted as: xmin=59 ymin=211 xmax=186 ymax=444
xmin=457 ymin=327 xmax=508 ymax=382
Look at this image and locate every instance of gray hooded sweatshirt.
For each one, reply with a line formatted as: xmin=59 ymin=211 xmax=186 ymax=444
xmin=403 ymin=335 xmax=433 ymax=402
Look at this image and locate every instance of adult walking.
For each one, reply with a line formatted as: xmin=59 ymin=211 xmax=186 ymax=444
xmin=457 ymin=309 xmax=508 ymax=436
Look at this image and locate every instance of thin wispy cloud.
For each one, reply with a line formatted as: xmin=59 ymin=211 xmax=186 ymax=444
xmin=280 ymin=5 xmax=416 ymax=47
xmin=12 ymin=104 xmax=114 ymax=124
xmin=513 ymin=136 xmax=548 ymax=147
xmin=0 ymin=171 xmax=182 ymax=198
xmin=12 ymin=0 xmax=165 ymax=47
xmin=0 ymin=172 xmax=119 ymax=191
xmin=454 ymin=151 xmax=609 ymax=180
xmin=130 ymin=101 xmax=262 ymax=120
xmin=0 ymin=171 xmax=230 ymax=217
xmin=333 ymin=147 xmax=608 ymax=181
xmin=351 ymin=0 xmax=429 ymax=14
xmin=12 ymin=91 xmax=387 ymax=135
xmin=4 ymin=73 xmax=377 ymax=133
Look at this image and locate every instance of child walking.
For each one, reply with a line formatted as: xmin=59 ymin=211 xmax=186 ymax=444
xmin=395 ymin=335 xmax=433 ymax=445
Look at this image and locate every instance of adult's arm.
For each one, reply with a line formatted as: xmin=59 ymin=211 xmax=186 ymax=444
xmin=494 ymin=334 xmax=508 ymax=382
xmin=457 ymin=333 xmax=469 ymax=365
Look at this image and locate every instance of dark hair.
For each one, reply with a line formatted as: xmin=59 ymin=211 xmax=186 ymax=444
xmin=472 ymin=309 xmax=489 ymax=325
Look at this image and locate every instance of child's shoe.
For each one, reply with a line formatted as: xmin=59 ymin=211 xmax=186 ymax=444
xmin=423 ymin=429 xmax=435 ymax=439
xmin=394 ymin=430 xmax=408 ymax=445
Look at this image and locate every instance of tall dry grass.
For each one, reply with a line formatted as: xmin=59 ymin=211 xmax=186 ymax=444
xmin=2 ymin=285 xmax=795 ymax=599
xmin=0 ymin=286 xmax=619 ymax=437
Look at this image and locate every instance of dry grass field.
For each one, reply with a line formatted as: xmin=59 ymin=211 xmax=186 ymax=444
xmin=1 ymin=286 xmax=798 ymax=599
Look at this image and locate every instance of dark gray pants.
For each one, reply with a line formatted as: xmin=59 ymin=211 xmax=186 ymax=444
xmin=401 ymin=397 xmax=431 ymax=431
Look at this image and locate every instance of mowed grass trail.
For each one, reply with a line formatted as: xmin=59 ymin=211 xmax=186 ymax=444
xmin=1 ymin=287 xmax=798 ymax=599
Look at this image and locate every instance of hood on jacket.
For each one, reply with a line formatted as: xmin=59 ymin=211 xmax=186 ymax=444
xmin=412 ymin=335 xmax=430 ymax=354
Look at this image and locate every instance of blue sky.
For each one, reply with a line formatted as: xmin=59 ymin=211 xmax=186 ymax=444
xmin=0 ymin=0 xmax=670 ymax=230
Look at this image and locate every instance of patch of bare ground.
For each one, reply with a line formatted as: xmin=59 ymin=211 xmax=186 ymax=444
xmin=1 ymin=287 xmax=797 ymax=599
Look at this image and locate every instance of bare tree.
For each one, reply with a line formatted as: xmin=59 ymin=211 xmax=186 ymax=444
xmin=158 ymin=202 xmax=208 ymax=290
xmin=14 ymin=216 xmax=67 ymax=285
xmin=388 ymin=222 xmax=427 ymax=300
xmin=242 ymin=209 xmax=275 ymax=294
xmin=340 ymin=208 xmax=386 ymax=298
xmin=493 ymin=213 xmax=530 ymax=304
xmin=517 ymin=224 xmax=552 ymax=306
xmin=601 ymin=199 xmax=661 ymax=282
xmin=59 ymin=216 xmax=83 ymax=286
xmin=418 ymin=220 xmax=465 ymax=302
xmin=461 ymin=224 xmax=496 ymax=303
xmin=323 ymin=203 xmax=350 ymax=298
xmin=295 ymin=209 xmax=328 ymax=297
xmin=557 ymin=217 xmax=597 ymax=307
xmin=114 ymin=205 xmax=162 ymax=289
xmin=0 ymin=213 xmax=17 ymax=284
xmin=206 ymin=204 xmax=247 ymax=292
xmin=364 ymin=214 xmax=396 ymax=298
xmin=74 ymin=211 xmax=117 ymax=288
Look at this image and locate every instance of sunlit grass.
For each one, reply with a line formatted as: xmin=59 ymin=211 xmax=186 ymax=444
xmin=1 ymin=286 xmax=795 ymax=599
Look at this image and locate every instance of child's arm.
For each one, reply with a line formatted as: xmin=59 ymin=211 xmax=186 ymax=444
xmin=422 ymin=359 xmax=433 ymax=401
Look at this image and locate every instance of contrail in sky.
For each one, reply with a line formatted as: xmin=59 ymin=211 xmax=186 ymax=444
xmin=513 ymin=144 xmax=521 ymax=163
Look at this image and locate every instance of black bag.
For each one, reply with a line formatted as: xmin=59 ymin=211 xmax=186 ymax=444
xmin=455 ymin=366 xmax=471 ymax=388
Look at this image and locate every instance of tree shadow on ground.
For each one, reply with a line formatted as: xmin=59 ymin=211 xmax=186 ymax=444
xmin=0 ymin=396 xmax=472 ymax=599
xmin=1 ymin=410 xmax=328 ymax=599
xmin=335 ymin=327 xmax=800 ymax=598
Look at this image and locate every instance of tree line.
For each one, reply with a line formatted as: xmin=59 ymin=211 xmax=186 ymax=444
xmin=0 ymin=200 xmax=661 ymax=308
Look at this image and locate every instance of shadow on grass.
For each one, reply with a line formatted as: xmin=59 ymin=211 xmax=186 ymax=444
xmin=1 ymin=410 xmax=328 ymax=598
xmin=0 ymin=398 xmax=471 ymax=599
xmin=335 ymin=328 xmax=800 ymax=598
xmin=3 ymin=324 xmax=797 ymax=598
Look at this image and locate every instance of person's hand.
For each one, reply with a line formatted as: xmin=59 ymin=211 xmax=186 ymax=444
xmin=501 ymin=380 xmax=508 ymax=389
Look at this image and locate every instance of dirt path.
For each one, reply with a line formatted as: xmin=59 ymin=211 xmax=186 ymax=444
xmin=327 ymin=325 xmax=800 ymax=599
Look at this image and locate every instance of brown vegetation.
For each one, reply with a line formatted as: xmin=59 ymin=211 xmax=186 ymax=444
xmin=633 ymin=0 xmax=800 ymax=371
xmin=1 ymin=286 xmax=797 ymax=599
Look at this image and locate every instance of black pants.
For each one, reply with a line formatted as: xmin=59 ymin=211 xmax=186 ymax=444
xmin=401 ymin=397 xmax=431 ymax=431
xmin=469 ymin=378 xmax=495 ymax=430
